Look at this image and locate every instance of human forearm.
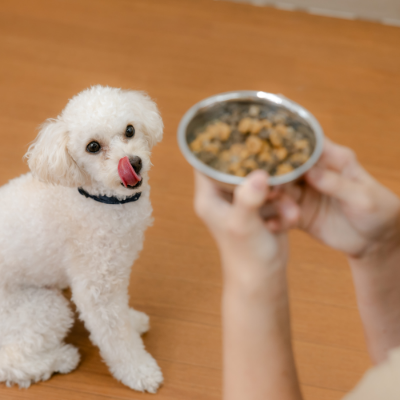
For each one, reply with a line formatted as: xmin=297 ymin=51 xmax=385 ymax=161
xmin=194 ymin=171 xmax=302 ymax=399
xmin=222 ymin=259 xmax=302 ymax=400
xmin=349 ymin=240 xmax=400 ymax=364
xmin=287 ymin=140 xmax=400 ymax=363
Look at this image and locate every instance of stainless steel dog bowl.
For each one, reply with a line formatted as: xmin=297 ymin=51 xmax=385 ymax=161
xmin=177 ymin=90 xmax=324 ymax=191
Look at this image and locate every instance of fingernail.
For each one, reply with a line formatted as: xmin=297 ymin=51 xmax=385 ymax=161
xmin=249 ymin=171 xmax=268 ymax=192
xmin=251 ymin=178 xmax=264 ymax=191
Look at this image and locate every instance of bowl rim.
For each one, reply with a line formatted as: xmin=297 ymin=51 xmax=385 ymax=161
xmin=177 ymin=90 xmax=324 ymax=186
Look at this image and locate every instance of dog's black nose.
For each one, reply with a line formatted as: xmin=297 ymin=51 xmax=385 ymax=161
xmin=130 ymin=156 xmax=142 ymax=174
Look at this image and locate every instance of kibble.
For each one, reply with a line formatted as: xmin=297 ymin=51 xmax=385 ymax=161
xmin=242 ymin=158 xmax=258 ymax=171
xmin=189 ymin=103 xmax=314 ymax=178
xmin=276 ymin=163 xmax=294 ymax=175
xmin=273 ymin=147 xmax=288 ymax=161
xmin=246 ymin=136 xmax=264 ymax=154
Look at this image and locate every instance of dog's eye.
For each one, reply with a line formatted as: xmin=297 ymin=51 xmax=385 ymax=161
xmin=125 ymin=125 xmax=135 ymax=138
xmin=86 ymin=141 xmax=101 ymax=153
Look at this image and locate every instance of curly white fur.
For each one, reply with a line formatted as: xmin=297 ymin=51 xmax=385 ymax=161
xmin=0 ymin=86 xmax=164 ymax=392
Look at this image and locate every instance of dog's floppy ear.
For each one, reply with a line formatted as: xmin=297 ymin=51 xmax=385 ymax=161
xmin=25 ymin=118 xmax=85 ymax=187
xmin=143 ymin=106 xmax=163 ymax=148
xmin=130 ymin=91 xmax=163 ymax=149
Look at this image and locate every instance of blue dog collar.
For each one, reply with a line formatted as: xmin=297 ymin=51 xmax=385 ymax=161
xmin=78 ymin=188 xmax=142 ymax=205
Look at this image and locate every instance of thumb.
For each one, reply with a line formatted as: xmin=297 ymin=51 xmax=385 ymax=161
xmin=233 ymin=170 xmax=269 ymax=225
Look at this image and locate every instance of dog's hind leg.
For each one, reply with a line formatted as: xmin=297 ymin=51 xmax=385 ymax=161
xmin=0 ymin=286 xmax=80 ymax=388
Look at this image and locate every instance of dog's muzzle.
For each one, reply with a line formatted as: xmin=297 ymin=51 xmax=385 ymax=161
xmin=118 ymin=156 xmax=142 ymax=188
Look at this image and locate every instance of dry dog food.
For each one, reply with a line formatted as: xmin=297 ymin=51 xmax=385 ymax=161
xmin=188 ymin=103 xmax=314 ymax=177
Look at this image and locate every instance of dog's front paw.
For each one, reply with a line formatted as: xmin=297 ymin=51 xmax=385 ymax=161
xmin=113 ymin=351 xmax=163 ymax=393
xmin=129 ymin=308 xmax=150 ymax=335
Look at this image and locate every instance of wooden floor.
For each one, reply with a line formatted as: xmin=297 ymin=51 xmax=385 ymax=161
xmin=1 ymin=0 xmax=400 ymax=399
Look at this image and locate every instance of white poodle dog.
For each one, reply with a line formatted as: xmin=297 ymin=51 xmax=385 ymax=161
xmin=0 ymin=85 xmax=164 ymax=392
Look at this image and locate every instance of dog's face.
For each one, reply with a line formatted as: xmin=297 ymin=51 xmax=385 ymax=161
xmin=26 ymin=86 xmax=163 ymax=197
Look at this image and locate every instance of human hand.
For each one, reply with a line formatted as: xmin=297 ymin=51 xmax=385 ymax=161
xmin=283 ymin=139 xmax=400 ymax=259
xmin=194 ymin=170 xmax=299 ymax=283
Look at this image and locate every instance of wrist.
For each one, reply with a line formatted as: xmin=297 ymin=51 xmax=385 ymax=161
xmin=222 ymin=257 xmax=288 ymax=303
xmin=347 ymin=236 xmax=400 ymax=363
xmin=348 ymin=230 xmax=400 ymax=271
xmin=218 ymin=242 xmax=288 ymax=284
xmin=351 ymin=208 xmax=400 ymax=264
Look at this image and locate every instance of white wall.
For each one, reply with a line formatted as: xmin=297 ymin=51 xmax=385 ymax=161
xmin=223 ymin=0 xmax=400 ymax=26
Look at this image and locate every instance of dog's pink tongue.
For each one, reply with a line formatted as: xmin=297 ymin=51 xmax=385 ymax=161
xmin=118 ymin=156 xmax=141 ymax=187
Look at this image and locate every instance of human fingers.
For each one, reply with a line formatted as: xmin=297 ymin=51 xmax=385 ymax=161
xmin=305 ymin=165 xmax=371 ymax=208
xmin=193 ymin=171 xmax=230 ymax=222
xmin=317 ymin=139 xmax=354 ymax=170
xmin=232 ymin=170 xmax=269 ymax=227
xmin=316 ymin=139 xmax=371 ymax=182
xmin=280 ymin=181 xmax=304 ymax=204
xmin=265 ymin=193 xmax=301 ymax=233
